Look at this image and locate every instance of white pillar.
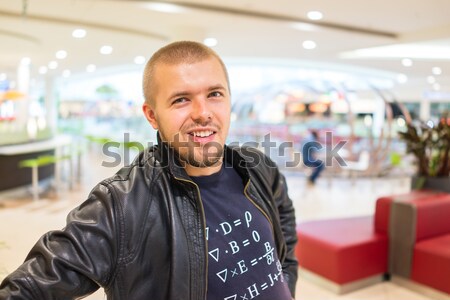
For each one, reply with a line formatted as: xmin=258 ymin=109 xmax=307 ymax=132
xmin=15 ymin=58 xmax=31 ymax=131
xmin=419 ymin=98 xmax=430 ymax=121
xmin=45 ymin=75 xmax=58 ymax=135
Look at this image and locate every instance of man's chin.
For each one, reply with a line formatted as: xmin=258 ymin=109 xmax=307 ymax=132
xmin=188 ymin=155 xmax=222 ymax=168
xmin=178 ymin=149 xmax=223 ymax=168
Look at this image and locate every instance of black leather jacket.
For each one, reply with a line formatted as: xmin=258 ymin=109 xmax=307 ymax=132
xmin=0 ymin=141 xmax=298 ymax=300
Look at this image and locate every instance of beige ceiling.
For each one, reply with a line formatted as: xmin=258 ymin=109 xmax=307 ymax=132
xmin=1 ymin=0 xmax=450 ymax=98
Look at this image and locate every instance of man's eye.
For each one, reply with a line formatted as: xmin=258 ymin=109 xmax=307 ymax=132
xmin=209 ymin=91 xmax=222 ymax=98
xmin=172 ymin=98 xmax=188 ymax=105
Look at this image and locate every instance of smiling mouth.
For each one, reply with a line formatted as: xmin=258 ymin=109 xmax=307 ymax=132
xmin=189 ymin=130 xmax=215 ymax=138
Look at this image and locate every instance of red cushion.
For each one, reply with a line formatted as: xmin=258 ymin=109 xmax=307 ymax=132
xmin=374 ymin=191 xmax=447 ymax=234
xmin=411 ymin=234 xmax=450 ymax=294
xmin=374 ymin=197 xmax=393 ymax=234
xmin=414 ymin=195 xmax=450 ymax=241
xmin=296 ymin=216 xmax=388 ymax=284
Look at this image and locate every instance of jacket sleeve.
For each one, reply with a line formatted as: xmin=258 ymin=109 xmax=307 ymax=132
xmin=272 ymin=168 xmax=298 ymax=297
xmin=0 ymin=183 xmax=119 ymax=299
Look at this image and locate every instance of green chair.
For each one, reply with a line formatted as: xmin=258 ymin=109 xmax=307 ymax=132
xmin=19 ymin=153 xmax=74 ymax=201
xmin=19 ymin=156 xmax=56 ymax=201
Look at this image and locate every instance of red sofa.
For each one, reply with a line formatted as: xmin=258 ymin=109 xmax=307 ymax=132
xmin=295 ymin=190 xmax=446 ymax=293
xmin=296 ymin=216 xmax=387 ymax=286
xmin=403 ymin=194 xmax=450 ymax=295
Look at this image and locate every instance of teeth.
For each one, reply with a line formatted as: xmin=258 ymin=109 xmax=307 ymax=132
xmin=192 ymin=130 xmax=213 ymax=137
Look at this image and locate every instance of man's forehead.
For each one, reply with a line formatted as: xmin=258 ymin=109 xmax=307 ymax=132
xmin=154 ymin=57 xmax=221 ymax=72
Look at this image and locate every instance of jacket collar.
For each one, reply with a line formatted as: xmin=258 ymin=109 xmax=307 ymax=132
xmin=156 ymin=132 xmax=250 ymax=183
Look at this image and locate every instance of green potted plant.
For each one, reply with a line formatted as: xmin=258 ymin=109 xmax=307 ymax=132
xmin=398 ymin=112 xmax=450 ymax=192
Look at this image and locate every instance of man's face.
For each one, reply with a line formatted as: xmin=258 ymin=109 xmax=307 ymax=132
xmin=142 ymin=57 xmax=231 ymax=176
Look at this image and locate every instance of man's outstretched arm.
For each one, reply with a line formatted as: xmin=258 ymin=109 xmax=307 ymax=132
xmin=0 ymin=184 xmax=118 ymax=299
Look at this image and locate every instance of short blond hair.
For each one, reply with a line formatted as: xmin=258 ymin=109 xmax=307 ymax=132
xmin=142 ymin=41 xmax=230 ymax=106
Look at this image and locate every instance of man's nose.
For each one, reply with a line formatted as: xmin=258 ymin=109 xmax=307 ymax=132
xmin=191 ymin=98 xmax=211 ymax=123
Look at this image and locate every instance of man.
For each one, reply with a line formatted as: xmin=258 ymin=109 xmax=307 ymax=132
xmin=0 ymin=41 xmax=298 ymax=299
xmin=302 ymin=130 xmax=324 ymax=186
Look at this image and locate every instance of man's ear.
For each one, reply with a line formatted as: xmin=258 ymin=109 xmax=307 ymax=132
xmin=142 ymin=102 xmax=158 ymax=130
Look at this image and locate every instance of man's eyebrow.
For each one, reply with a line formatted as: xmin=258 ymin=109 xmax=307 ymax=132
xmin=167 ymin=91 xmax=190 ymax=100
xmin=168 ymin=85 xmax=227 ymax=100
xmin=209 ymin=84 xmax=226 ymax=91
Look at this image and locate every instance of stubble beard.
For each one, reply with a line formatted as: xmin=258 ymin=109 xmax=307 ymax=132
xmin=177 ymin=142 xmax=224 ymax=168
xmin=161 ymin=130 xmax=224 ymax=168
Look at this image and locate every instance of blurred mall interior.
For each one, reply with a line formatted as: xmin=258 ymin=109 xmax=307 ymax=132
xmin=1 ymin=0 xmax=450 ymax=299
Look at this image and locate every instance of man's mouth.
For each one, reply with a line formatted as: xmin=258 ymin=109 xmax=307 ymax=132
xmin=187 ymin=129 xmax=217 ymax=143
xmin=190 ymin=130 xmax=214 ymax=138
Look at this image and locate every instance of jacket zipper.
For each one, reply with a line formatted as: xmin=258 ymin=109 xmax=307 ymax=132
xmin=174 ymin=176 xmax=209 ymax=300
xmin=243 ymin=179 xmax=274 ymax=234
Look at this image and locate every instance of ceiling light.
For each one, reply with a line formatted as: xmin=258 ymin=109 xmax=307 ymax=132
xmin=396 ymin=74 xmax=408 ymax=84
xmin=38 ymin=66 xmax=48 ymax=74
xmin=62 ymin=70 xmax=71 ymax=78
xmin=134 ymin=56 xmax=146 ymax=65
xmin=48 ymin=61 xmax=58 ymax=69
xmin=427 ymin=76 xmax=436 ymax=84
xmin=143 ymin=2 xmax=185 ymax=13
xmin=203 ymin=38 xmax=218 ymax=47
xmin=72 ymin=29 xmax=87 ymax=38
xmin=302 ymin=40 xmax=317 ymax=50
xmin=433 ymin=83 xmax=441 ymax=90
xmin=20 ymin=57 xmax=31 ymax=65
xmin=100 ymin=45 xmax=113 ymax=55
xmin=86 ymin=64 xmax=96 ymax=72
xmin=401 ymin=58 xmax=413 ymax=67
xmin=291 ymin=22 xmax=318 ymax=32
xmin=56 ymin=50 xmax=67 ymax=59
xmin=307 ymin=11 xmax=323 ymax=20
xmin=0 ymin=73 xmax=6 ymax=81
xmin=432 ymin=67 xmax=442 ymax=75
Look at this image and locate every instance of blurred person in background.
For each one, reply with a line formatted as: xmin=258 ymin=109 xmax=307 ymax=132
xmin=0 ymin=41 xmax=297 ymax=300
xmin=302 ymin=129 xmax=324 ymax=186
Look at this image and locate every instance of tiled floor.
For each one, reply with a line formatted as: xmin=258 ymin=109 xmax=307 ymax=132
xmin=0 ymin=152 xmax=432 ymax=299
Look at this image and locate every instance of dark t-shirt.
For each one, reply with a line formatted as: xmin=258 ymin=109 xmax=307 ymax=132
xmin=191 ymin=163 xmax=292 ymax=300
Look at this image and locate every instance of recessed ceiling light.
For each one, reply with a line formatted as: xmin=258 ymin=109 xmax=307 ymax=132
xmin=302 ymin=40 xmax=317 ymax=50
xmin=307 ymin=11 xmax=323 ymax=20
xmin=72 ymin=29 xmax=87 ymax=38
xmin=203 ymin=38 xmax=218 ymax=47
xmin=291 ymin=22 xmax=318 ymax=32
xmin=38 ymin=66 xmax=48 ymax=74
xmin=134 ymin=56 xmax=146 ymax=65
xmin=397 ymin=74 xmax=408 ymax=84
xmin=401 ymin=58 xmax=413 ymax=67
xmin=427 ymin=76 xmax=436 ymax=84
xmin=100 ymin=45 xmax=113 ymax=55
xmin=48 ymin=61 xmax=58 ymax=69
xmin=62 ymin=70 xmax=71 ymax=78
xmin=432 ymin=67 xmax=442 ymax=75
xmin=143 ymin=2 xmax=185 ymax=13
xmin=433 ymin=83 xmax=441 ymax=90
xmin=86 ymin=64 xmax=96 ymax=72
xmin=56 ymin=50 xmax=67 ymax=59
xmin=20 ymin=57 xmax=31 ymax=65
xmin=0 ymin=73 xmax=6 ymax=81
